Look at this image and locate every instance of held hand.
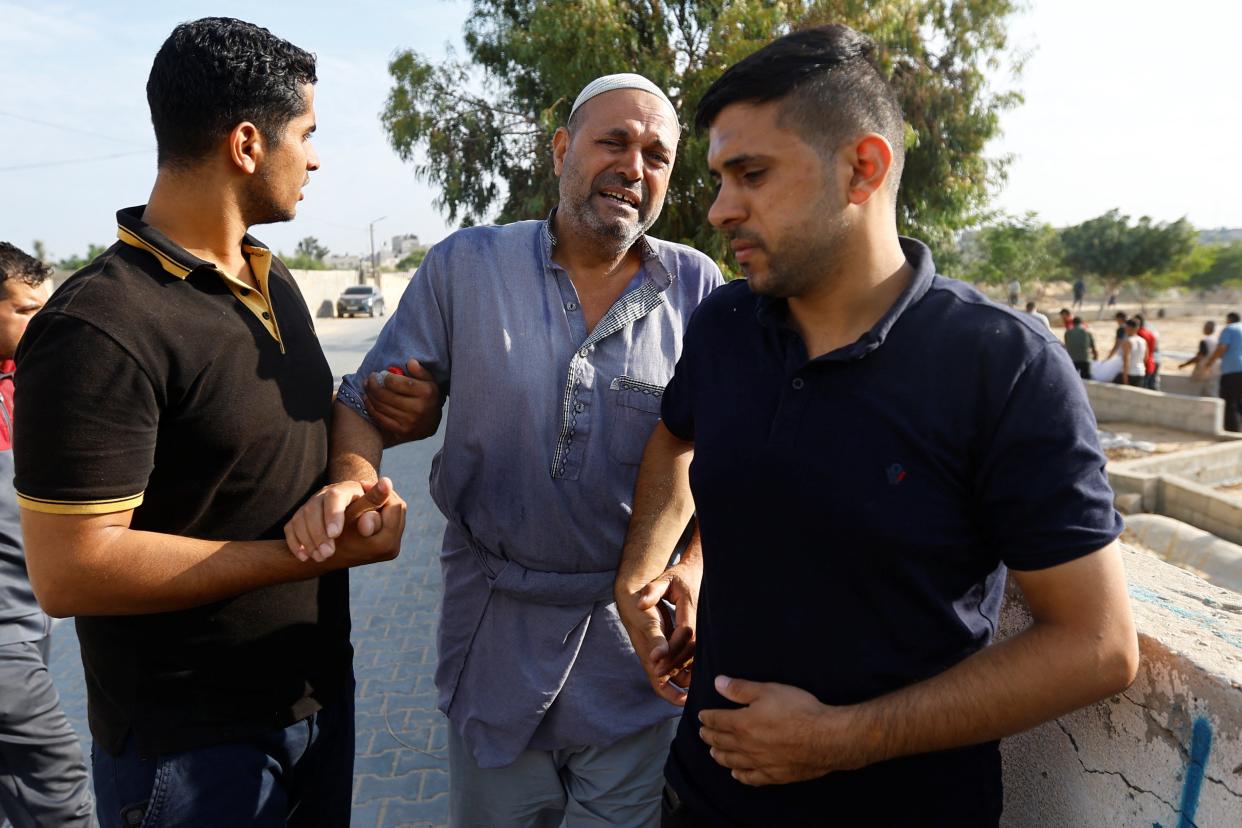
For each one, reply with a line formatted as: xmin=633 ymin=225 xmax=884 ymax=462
xmin=617 ymin=558 xmax=701 ymax=705
xmin=284 ymin=479 xmax=389 ymax=562
xmin=363 ymin=358 xmax=443 ymax=444
xmin=698 ymin=676 xmax=872 ymax=786
xmin=332 ymin=478 xmax=407 ymax=568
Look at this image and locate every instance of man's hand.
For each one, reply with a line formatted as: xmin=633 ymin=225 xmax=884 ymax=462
xmin=363 ymin=358 xmax=443 ymax=444
xmin=616 ymin=553 xmax=701 ymax=705
xmin=330 ymin=480 xmax=407 ymax=568
xmin=698 ymin=676 xmax=868 ymax=786
xmin=284 ymin=477 xmax=392 ymax=562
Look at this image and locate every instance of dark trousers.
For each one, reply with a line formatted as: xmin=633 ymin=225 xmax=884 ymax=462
xmin=0 ymin=636 xmax=94 ymax=828
xmin=1072 ymin=361 xmax=1092 ymax=380
xmin=92 ymin=676 xmax=355 ymax=828
xmin=1221 ymin=373 xmax=1242 ymax=432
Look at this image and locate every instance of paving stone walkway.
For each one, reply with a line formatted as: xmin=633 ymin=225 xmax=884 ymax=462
xmin=48 ymin=434 xmax=452 ymax=827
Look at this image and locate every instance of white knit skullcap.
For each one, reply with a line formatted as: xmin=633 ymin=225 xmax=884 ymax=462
xmin=569 ymin=73 xmax=679 ymax=126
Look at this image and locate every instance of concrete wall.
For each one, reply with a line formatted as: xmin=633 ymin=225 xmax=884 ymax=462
xmin=1087 ymin=381 xmax=1227 ymax=436
xmin=288 ymin=269 xmax=413 ymax=318
xmin=1000 ymin=546 xmax=1241 ymax=827
xmin=1124 ymin=514 xmax=1242 ymax=593
xmin=1124 ymin=441 xmax=1242 ymax=486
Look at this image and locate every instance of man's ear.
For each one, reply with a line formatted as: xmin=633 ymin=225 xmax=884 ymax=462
xmin=228 ymin=122 xmax=262 ymax=175
xmin=551 ymin=127 xmax=570 ymax=177
xmin=845 ymin=133 xmax=894 ymax=206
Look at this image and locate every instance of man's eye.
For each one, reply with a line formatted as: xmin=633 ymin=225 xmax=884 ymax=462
xmin=743 ymin=169 xmax=766 ymax=182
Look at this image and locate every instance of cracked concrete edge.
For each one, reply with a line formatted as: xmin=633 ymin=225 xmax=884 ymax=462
xmin=997 ymin=544 xmax=1241 ymax=827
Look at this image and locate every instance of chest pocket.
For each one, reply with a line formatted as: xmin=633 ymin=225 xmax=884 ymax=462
xmin=608 ymin=376 xmax=665 ymax=465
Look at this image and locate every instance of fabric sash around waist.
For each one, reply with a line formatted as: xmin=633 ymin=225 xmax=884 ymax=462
xmin=461 ymin=522 xmax=616 ymax=606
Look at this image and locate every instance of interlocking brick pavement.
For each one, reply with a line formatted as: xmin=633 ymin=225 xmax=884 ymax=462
xmin=48 ymin=434 xmax=452 ymax=828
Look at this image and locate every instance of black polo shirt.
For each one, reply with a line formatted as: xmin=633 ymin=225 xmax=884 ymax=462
xmin=13 ymin=206 xmax=349 ymax=755
xmin=662 ymin=239 xmax=1121 ymax=826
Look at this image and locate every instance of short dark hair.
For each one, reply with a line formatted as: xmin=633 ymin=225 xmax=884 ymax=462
xmin=0 ymin=243 xmax=53 ymax=299
xmin=147 ymin=17 xmax=317 ymax=169
xmin=1060 ymin=308 xmax=1071 ymax=315
xmin=1115 ymin=312 xmax=1127 ymax=321
xmin=1125 ymin=319 xmax=1138 ymax=329
xmin=1025 ymin=301 xmax=1035 ymax=312
xmin=1228 ymin=312 xmax=1240 ymax=324
xmin=695 ymin=24 xmax=905 ymax=195
xmin=1073 ymin=316 xmax=1084 ymax=326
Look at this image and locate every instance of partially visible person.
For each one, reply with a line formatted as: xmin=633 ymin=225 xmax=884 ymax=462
xmin=620 ymin=25 xmax=1138 ymax=827
xmin=1134 ymin=313 xmax=1160 ymax=390
xmin=1206 ymin=312 xmax=1242 ymax=431
xmin=1058 ymin=307 xmax=1072 ymax=330
xmin=1105 ymin=310 xmax=1128 ymax=360
xmin=1179 ymin=320 xmax=1220 ymax=398
xmin=1007 ymin=278 xmax=1020 ymax=307
xmin=1064 ymin=316 xmax=1097 ymax=380
xmin=0 ymin=243 xmax=94 ymax=828
xmin=12 ymin=19 xmax=406 ymax=828
xmin=1120 ymin=319 xmax=1147 ymax=387
xmin=1072 ymin=278 xmax=1085 ymax=309
xmin=1025 ymin=301 xmax=1051 ymax=330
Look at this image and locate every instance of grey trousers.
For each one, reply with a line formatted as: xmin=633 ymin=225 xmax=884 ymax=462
xmin=448 ymin=718 xmax=677 ymax=828
xmin=0 ymin=636 xmax=94 ymax=828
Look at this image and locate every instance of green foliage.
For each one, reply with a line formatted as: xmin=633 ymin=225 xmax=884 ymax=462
xmin=31 ymin=240 xmax=47 ymax=263
xmin=1188 ymin=242 xmax=1242 ymax=291
xmin=959 ymin=213 xmax=1065 ymax=285
xmin=397 ymin=248 xmax=428 ymax=271
xmin=295 ymin=236 xmax=329 ymax=261
xmin=57 ymin=243 xmax=107 ymax=271
xmin=1059 ymin=210 xmax=1196 ymax=303
xmin=382 ymin=0 xmax=1024 ymax=261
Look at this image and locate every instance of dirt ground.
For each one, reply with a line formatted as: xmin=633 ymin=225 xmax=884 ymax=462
xmin=1097 ymin=421 xmax=1219 ymax=463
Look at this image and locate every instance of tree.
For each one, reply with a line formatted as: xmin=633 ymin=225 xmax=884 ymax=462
xmin=285 ymin=237 xmax=330 ymax=271
xmin=1188 ymin=242 xmax=1242 ymax=292
xmin=1059 ymin=210 xmax=1196 ymax=311
xmin=57 ymin=243 xmax=107 ymax=271
xmin=295 ymin=236 xmax=329 ymax=261
xmin=959 ymin=213 xmax=1064 ymax=286
xmin=382 ymin=0 xmax=1024 ymax=262
xmin=32 ymin=240 xmax=47 ymax=263
xmin=397 ymin=248 xmax=428 ymax=271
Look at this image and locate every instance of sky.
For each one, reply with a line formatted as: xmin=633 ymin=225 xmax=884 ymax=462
xmin=1 ymin=0 xmax=1240 ymax=264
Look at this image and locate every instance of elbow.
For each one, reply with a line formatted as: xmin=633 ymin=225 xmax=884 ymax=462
xmin=1100 ymin=629 xmax=1141 ymax=695
xmin=30 ymin=577 xmax=76 ymax=619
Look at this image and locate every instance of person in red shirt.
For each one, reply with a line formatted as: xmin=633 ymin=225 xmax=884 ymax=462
xmin=1134 ymin=313 xmax=1160 ymax=390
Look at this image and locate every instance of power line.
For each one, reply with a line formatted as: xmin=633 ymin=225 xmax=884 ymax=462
xmin=0 ymin=109 xmax=149 ymax=147
xmin=0 ymin=148 xmax=154 ymax=172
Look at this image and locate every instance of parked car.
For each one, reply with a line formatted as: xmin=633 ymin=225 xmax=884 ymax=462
xmin=336 ymin=285 xmax=385 ymax=318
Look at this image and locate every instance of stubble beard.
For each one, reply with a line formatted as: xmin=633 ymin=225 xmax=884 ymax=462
xmin=746 ymin=192 xmax=851 ymax=299
xmin=241 ymin=164 xmax=297 ymax=227
xmin=565 ymin=170 xmax=660 ymax=255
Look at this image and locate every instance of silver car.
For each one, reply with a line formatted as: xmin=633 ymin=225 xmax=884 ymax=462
xmin=336 ymin=285 xmax=386 ymax=318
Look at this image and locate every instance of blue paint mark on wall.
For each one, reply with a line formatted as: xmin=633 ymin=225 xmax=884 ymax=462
xmin=1152 ymin=717 xmax=1213 ymax=828
xmin=1128 ymin=584 xmax=1242 ymax=652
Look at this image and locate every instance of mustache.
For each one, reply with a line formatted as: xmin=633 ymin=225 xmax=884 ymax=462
xmin=725 ymin=228 xmax=765 ymax=248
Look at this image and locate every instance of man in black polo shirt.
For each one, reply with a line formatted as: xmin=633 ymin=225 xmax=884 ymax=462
xmin=616 ymin=26 xmax=1139 ymax=827
xmin=12 ymin=18 xmax=406 ymax=827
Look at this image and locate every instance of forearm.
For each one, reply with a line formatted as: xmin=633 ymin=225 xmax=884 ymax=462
xmin=615 ymin=423 xmax=696 ymax=595
xmin=328 ymin=401 xmax=384 ymax=484
xmin=27 ymin=523 xmax=335 ymax=617
xmin=841 ymin=616 xmax=1133 ymax=766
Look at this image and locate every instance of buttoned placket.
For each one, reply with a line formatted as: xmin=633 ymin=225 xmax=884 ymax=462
xmin=544 ymin=235 xmax=668 ymax=480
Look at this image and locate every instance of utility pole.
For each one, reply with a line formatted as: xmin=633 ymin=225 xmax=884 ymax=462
xmin=368 ymin=215 xmax=386 ymax=283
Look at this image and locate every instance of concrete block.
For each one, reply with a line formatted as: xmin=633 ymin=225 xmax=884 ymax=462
xmin=1115 ymin=493 xmax=1144 ymax=514
xmin=1000 ymin=546 xmax=1242 ymax=827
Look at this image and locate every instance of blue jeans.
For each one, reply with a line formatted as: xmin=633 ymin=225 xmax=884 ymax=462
xmin=92 ymin=679 xmax=354 ymax=828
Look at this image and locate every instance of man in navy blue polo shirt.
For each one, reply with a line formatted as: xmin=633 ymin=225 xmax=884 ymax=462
xmin=616 ymin=25 xmax=1140 ymax=827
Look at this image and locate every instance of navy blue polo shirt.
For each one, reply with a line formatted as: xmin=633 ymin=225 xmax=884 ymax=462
xmin=662 ymin=238 xmax=1121 ymax=827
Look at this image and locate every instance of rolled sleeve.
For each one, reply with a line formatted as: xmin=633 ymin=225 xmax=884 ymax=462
xmin=338 ymin=248 xmax=453 ymax=422
xmin=976 ymin=342 xmax=1123 ymax=570
xmin=13 ymin=313 xmax=157 ymax=515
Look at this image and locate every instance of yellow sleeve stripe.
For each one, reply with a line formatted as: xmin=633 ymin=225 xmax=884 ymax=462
xmin=17 ymin=492 xmax=145 ymax=515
